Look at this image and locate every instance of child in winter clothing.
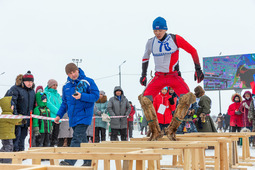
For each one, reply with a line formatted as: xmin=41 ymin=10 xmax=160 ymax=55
xmin=0 ymin=96 xmax=21 ymax=163
xmin=216 ymin=113 xmax=223 ymax=132
xmin=153 ymin=87 xmax=175 ymax=133
xmin=176 ymin=102 xmax=198 ymax=134
xmin=33 ymin=92 xmax=52 ymax=147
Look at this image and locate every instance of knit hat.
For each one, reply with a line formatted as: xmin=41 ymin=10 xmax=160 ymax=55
xmin=47 ymin=79 xmax=58 ymax=88
xmin=163 ymin=87 xmax=168 ymax=91
xmin=36 ymin=86 xmax=44 ymax=93
xmin=65 ymin=63 xmax=78 ymax=75
xmin=23 ymin=71 xmax=34 ymax=82
xmin=153 ymin=17 xmax=168 ymax=30
xmin=99 ymin=90 xmax=106 ymax=96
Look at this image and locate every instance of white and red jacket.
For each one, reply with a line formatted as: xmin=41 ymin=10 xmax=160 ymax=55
xmin=153 ymin=92 xmax=176 ymax=124
xmin=142 ymin=34 xmax=200 ymax=73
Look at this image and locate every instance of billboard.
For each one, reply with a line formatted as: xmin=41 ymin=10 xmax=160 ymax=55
xmin=203 ymin=53 xmax=255 ymax=91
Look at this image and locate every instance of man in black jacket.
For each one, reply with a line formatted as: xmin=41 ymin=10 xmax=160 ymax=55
xmin=8 ymin=71 xmax=35 ymax=152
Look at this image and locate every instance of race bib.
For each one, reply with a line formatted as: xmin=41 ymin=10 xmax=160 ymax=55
xmin=158 ymin=104 xmax=166 ymax=114
xmin=152 ymin=35 xmax=178 ymax=56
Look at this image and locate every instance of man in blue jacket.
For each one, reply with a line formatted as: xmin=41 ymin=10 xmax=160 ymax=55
xmin=55 ymin=63 xmax=99 ymax=166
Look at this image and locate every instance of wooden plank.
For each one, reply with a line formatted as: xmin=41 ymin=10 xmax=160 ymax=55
xmin=1 ymin=152 xmax=161 ymax=160
xmin=49 ymin=159 xmax=58 ymax=165
xmin=191 ymin=149 xmax=199 ymax=170
xmin=172 ymin=155 xmax=177 ymax=166
xmin=115 ymin=160 xmax=122 ymax=170
xmin=123 ymin=160 xmax=132 ymax=170
xmin=32 ymin=159 xmax=41 ymax=165
xmin=18 ymin=166 xmax=47 ymax=170
xmin=198 ymin=148 xmax=206 ymax=170
xmin=104 ymin=160 xmax=110 ymax=170
xmin=183 ymin=149 xmax=191 ymax=170
xmin=214 ymin=142 xmax=220 ymax=170
xmin=136 ymin=160 xmax=145 ymax=170
xmin=91 ymin=159 xmax=98 ymax=170
xmin=81 ymin=142 xmax=208 ymax=149
xmin=12 ymin=158 xmax=22 ymax=164
xmin=148 ymin=160 xmax=157 ymax=170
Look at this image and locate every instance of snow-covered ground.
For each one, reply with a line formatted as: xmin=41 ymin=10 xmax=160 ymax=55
xmin=1 ymin=126 xmax=255 ymax=169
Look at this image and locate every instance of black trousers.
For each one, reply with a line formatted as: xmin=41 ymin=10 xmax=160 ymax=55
xmin=111 ymin=128 xmax=127 ymax=141
xmin=50 ymin=122 xmax=60 ymax=146
xmin=231 ymin=126 xmax=241 ymax=132
xmin=128 ymin=121 xmax=133 ymax=138
xmin=38 ymin=133 xmax=51 ymax=147
xmin=95 ymin=127 xmax=106 ymax=143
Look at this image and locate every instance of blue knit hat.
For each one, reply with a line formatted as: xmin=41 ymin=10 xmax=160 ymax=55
xmin=163 ymin=86 xmax=168 ymax=91
xmin=152 ymin=17 xmax=168 ymax=30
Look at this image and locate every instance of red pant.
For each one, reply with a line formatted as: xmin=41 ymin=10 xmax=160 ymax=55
xmin=144 ymin=71 xmax=190 ymax=99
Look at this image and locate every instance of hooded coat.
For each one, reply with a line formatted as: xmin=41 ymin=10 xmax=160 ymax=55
xmin=8 ymin=74 xmax=35 ymax=126
xmin=44 ymin=86 xmax=62 ymax=119
xmin=0 ymin=97 xmax=22 ymax=139
xmin=33 ymin=92 xmax=52 ymax=134
xmin=153 ymin=92 xmax=175 ymax=124
xmin=128 ymin=105 xmax=136 ymax=122
xmin=57 ymin=68 xmax=99 ymax=127
xmin=107 ymin=86 xmax=131 ymax=129
xmin=239 ymin=91 xmax=252 ymax=127
xmin=194 ymin=86 xmax=216 ymax=132
xmin=95 ymin=95 xmax=108 ymax=129
xmin=227 ymin=93 xmax=243 ymax=127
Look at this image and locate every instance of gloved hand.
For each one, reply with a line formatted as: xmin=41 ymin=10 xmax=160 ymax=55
xmin=168 ymin=96 xmax=175 ymax=105
xmin=33 ymin=126 xmax=40 ymax=136
xmin=194 ymin=64 xmax=204 ymax=83
xmin=140 ymin=76 xmax=147 ymax=86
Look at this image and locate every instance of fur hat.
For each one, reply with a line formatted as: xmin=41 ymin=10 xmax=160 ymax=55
xmin=47 ymin=79 xmax=58 ymax=88
xmin=231 ymin=93 xmax=242 ymax=102
xmin=23 ymin=71 xmax=34 ymax=82
xmin=65 ymin=63 xmax=78 ymax=75
xmin=194 ymin=85 xmax=205 ymax=98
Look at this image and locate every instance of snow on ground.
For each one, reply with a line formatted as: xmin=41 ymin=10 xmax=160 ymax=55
xmin=1 ymin=126 xmax=255 ymax=169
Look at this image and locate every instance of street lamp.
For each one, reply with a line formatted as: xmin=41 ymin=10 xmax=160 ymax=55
xmin=119 ymin=60 xmax=126 ymax=87
xmin=72 ymin=59 xmax=82 ymax=67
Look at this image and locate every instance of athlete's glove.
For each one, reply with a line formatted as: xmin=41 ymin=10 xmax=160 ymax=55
xmin=194 ymin=64 xmax=204 ymax=83
xmin=140 ymin=76 xmax=147 ymax=86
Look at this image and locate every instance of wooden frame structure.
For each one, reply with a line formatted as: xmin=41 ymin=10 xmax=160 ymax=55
xmin=0 ymin=132 xmax=254 ymax=170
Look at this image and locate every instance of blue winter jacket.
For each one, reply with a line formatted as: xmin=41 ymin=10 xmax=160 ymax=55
xmin=57 ymin=68 xmax=99 ymax=127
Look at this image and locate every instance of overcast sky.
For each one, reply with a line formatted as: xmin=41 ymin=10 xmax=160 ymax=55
xmin=0 ymin=0 xmax=255 ymax=116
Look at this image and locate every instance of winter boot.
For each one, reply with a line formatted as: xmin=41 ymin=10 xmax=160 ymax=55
xmin=165 ymin=118 xmax=182 ymax=141
xmin=138 ymin=94 xmax=163 ymax=141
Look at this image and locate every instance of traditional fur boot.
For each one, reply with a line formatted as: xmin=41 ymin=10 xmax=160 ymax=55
xmin=165 ymin=118 xmax=182 ymax=141
xmin=138 ymin=94 xmax=163 ymax=141
xmin=165 ymin=92 xmax=196 ymax=141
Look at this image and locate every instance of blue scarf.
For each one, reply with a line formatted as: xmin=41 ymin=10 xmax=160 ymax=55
xmin=117 ymin=96 xmax=121 ymax=101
